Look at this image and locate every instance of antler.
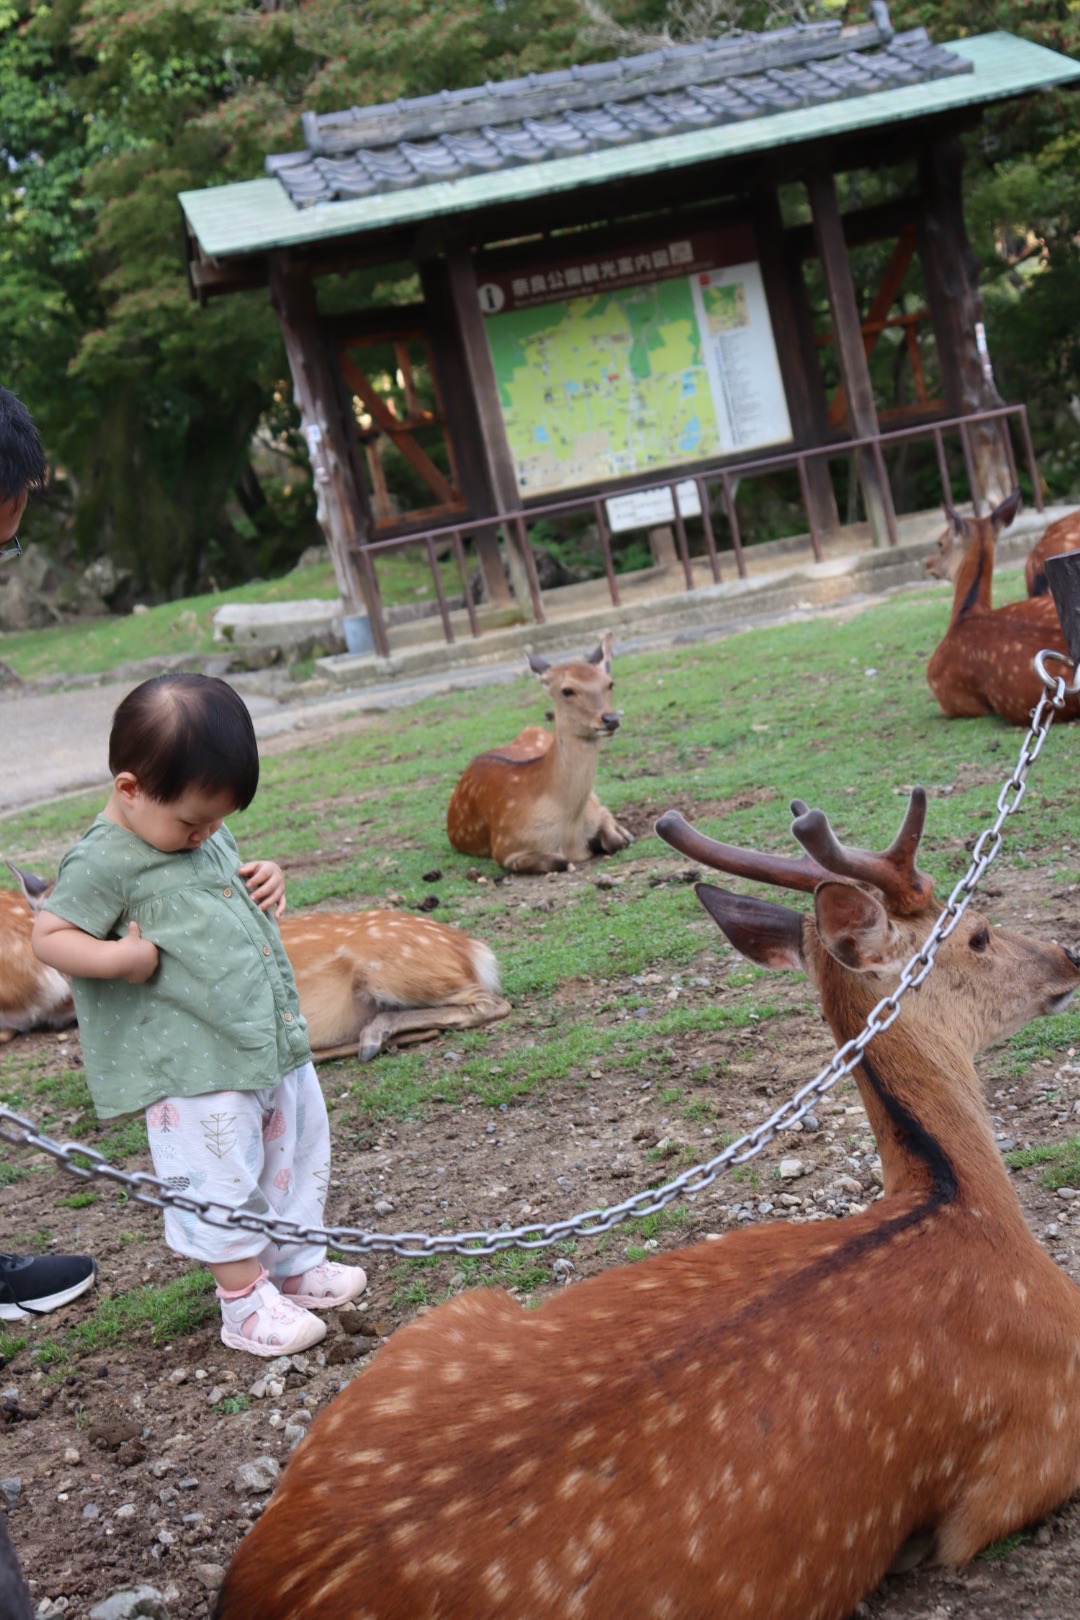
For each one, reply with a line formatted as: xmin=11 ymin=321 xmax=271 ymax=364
xmin=654 ymin=810 xmax=830 ymax=894
xmin=790 ymin=787 xmax=933 ymax=915
xmin=654 ymin=788 xmax=935 ymax=915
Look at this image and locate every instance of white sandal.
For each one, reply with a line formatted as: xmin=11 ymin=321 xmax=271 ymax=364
xmin=279 ymin=1260 xmax=368 ymax=1311
xmin=219 ymin=1273 xmax=327 ymax=1357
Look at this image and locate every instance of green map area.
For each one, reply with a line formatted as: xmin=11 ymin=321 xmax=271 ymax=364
xmin=487 ymin=280 xmax=722 ymax=496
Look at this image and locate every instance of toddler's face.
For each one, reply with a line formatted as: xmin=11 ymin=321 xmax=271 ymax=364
xmin=116 ymin=783 xmax=238 ymax=852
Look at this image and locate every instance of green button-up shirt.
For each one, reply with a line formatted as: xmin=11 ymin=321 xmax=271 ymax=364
xmin=44 ymin=816 xmax=312 ymax=1119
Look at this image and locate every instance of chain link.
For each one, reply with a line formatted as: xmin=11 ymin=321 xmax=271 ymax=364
xmin=0 ymin=660 xmax=1071 ymax=1259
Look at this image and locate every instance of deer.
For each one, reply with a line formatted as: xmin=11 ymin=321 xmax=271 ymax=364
xmin=1 ymin=864 xmax=509 ymax=1062
xmin=278 ymin=909 xmax=510 ymax=1060
xmin=446 ymin=630 xmax=632 ymax=873
xmin=0 ymin=870 xmax=74 ymax=1043
xmin=926 ymin=490 xmax=1080 ymax=725
xmin=1020 ymin=509 xmax=1080 ymax=597
xmin=925 ymin=504 xmax=1080 ymax=599
xmin=214 ymin=786 xmax=1080 ymax=1620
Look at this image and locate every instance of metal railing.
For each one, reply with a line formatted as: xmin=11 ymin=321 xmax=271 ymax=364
xmin=353 ymin=404 xmax=1040 ymax=658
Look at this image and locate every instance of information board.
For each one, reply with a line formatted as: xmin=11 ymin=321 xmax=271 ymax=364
xmin=479 ymin=231 xmax=792 ymax=500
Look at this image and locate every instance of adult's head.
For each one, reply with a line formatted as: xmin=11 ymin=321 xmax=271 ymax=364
xmin=0 ymin=385 xmax=48 ymax=560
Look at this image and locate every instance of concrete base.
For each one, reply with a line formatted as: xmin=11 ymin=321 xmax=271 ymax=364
xmin=314 ymin=505 xmax=1075 ymax=691
xmin=214 ymin=598 xmax=346 ymax=649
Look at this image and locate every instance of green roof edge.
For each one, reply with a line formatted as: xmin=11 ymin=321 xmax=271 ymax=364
xmin=179 ymin=33 xmax=1080 ymax=261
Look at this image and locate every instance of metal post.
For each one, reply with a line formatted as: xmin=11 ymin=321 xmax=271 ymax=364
xmin=696 ymin=477 xmax=721 ymax=583
xmin=513 ymin=516 xmax=547 ymax=624
xmin=719 ymin=472 xmax=746 ymax=578
xmin=424 ymin=536 xmax=455 ymax=645
xmin=592 ymin=500 xmax=622 ymax=607
xmin=450 ymin=530 xmax=481 ymax=638
xmin=1017 ymin=405 xmax=1044 ymax=513
xmin=932 ymin=425 xmax=952 ymax=510
xmin=797 ymin=456 xmax=824 ymax=562
xmin=671 ymin=485 xmax=695 ymax=590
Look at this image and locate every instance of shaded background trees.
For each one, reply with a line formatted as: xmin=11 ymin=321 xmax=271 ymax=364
xmin=2 ymin=0 xmax=1079 ymax=597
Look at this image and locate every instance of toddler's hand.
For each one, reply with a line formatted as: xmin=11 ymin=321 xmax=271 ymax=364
xmin=119 ymin=921 xmax=158 ymax=983
xmin=240 ymin=860 xmax=287 ymax=918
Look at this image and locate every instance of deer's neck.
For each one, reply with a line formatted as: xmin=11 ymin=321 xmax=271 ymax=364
xmin=824 ymin=999 xmax=1024 ymax=1231
xmin=949 ymin=525 xmax=995 ymax=625
xmin=544 ymin=724 xmax=600 ymax=812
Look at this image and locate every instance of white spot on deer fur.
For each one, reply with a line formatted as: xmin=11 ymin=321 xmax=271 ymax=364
xmin=484 ymin=1561 xmax=511 ymax=1602
xmin=530 ymin=1559 xmax=558 ymax=1599
xmin=423 ymin=1465 xmax=458 ymax=1487
xmin=427 ymin=1550 xmax=465 ymax=1578
xmin=1051 ymin=1401 xmax=1068 ymax=1430
xmin=351 ymin=1449 xmax=386 ymax=1466
xmin=1014 ymin=1278 xmax=1028 ymax=1305
xmin=389 ymin=1521 xmax=421 ymax=1550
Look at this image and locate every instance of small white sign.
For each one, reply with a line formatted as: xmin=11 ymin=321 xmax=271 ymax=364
xmin=605 ymin=480 xmax=702 ymax=535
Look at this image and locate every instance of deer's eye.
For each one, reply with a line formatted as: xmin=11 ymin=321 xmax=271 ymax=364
xmin=561 ymin=686 xmax=575 ymax=698
xmin=969 ymin=926 xmax=990 ymax=953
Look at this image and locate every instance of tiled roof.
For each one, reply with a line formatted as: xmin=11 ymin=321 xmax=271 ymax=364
xmin=265 ymin=8 xmax=971 ymax=208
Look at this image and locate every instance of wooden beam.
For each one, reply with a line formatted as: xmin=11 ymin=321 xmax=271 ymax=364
xmin=805 ymin=167 xmax=894 ymax=547
xmin=827 ymin=225 xmax=917 ymax=426
xmin=268 ymin=254 xmax=390 ymax=653
xmin=917 ymin=137 xmax=1011 ymax=512
xmin=754 ymin=192 xmax=838 ymax=538
xmin=443 ymin=241 xmax=535 ymax=616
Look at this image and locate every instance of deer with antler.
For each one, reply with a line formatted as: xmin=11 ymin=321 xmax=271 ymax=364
xmin=926 ymin=491 xmax=1080 ymax=724
xmin=927 ymin=503 xmax=1080 ymax=599
xmin=446 ymin=631 xmax=632 ymax=873
xmin=214 ymin=787 xmax=1080 ymax=1620
xmin=2 ymin=865 xmax=509 ymax=1062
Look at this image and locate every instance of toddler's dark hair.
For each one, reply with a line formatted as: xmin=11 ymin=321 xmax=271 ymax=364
xmin=109 ymin=674 xmax=260 ymax=809
xmin=0 ymin=386 xmax=48 ymax=504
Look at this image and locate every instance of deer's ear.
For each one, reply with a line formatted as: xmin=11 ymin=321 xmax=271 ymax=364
xmin=695 ymin=885 xmax=805 ymax=972
xmin=943 ymin=504 xmax=966 ymax=538
xmin=8 ymin=861 xmax=52 ymax=913
xmin=992 ymin=489 xmax=1022 ymax=531
xmin=527 ymin=652 xmax=551 ymax=677
xmin=586 ymin=631 xmax=613 ymax=673
xmin=814 ymin=880 xmax=903 ymax=972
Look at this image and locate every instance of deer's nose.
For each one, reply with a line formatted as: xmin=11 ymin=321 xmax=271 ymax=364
xmin=1066 ymin=946 xmax=1080 ymax=970
xmin=601 ymin=713 xmax=620 ymax=732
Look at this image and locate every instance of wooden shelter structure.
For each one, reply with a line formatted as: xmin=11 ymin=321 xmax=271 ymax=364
xmin=180 ymin=4 xmax=1080 ymax=657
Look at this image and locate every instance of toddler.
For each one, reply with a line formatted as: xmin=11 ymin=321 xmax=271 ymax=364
xmin=32 ymin=673 xmax=367 ymax=1357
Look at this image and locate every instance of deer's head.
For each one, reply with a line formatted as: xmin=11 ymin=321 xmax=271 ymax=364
xmin=927 ymin=491 xmax=1023 ymax=581
xmin=527 ymin=631 xmax=619 ymax=742
xmin=657 ymin=790 xmax=1079 ymax=1056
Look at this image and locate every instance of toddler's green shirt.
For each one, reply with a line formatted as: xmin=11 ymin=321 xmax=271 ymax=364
xmin=44 ymin=816 xmax=312 ymax=1118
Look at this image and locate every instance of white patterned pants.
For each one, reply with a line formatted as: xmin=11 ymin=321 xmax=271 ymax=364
xmin=145 ymin=1062 xmax=331 ymax=1278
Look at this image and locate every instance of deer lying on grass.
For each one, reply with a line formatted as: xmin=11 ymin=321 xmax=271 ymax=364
xmin=446 ymin=630 xmax=632 ymax=873
xmin=214 ymin=787 xmax=1080 ymax=1620
xmin=926 ymin=503 xmax=1080 ymax=599
xmin=0 ymin=870 xmax=74 ymax=1043
xmin=926 ymin=491 xmax=1080 ymax=725
xmin=279 ymin=909 xmax=509 ymax=1060
xmin=2 ymin=865 xmax=509 ymax=1062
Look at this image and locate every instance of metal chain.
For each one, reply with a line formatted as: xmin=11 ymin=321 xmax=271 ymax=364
xmin=2 ymin=654 xmax=1076 ymax=1259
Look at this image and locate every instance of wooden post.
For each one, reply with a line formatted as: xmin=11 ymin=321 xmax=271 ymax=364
xmin=443 ymin=242 xmax=536 ymax=618
xmin=805 ymin=168 xmax=894 ymax=547
xmin=418 ymin=258 xmax=513 ymax=607
xmin=917 ymin=137 xmax=1012 ymax=511
xmin=268 ymin=254 xmax=390 ymax=654
xmin=755 ymin=192 xmax=839 ymax=540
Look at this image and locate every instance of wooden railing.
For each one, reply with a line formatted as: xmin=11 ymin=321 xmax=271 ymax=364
xmin=350 ymin=404 xmax=1040 ymax=659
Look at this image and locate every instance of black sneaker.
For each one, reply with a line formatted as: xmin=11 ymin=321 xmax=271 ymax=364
xmin=0 ymin=1252 xmax=98 ymax=1321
